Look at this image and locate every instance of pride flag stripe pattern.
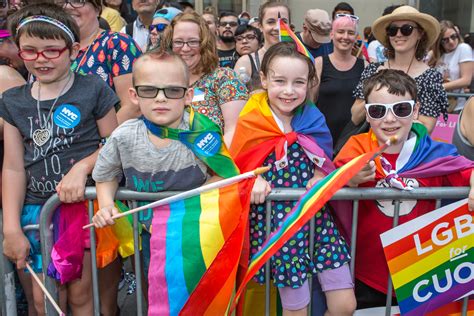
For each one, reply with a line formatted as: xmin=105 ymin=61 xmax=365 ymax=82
xmin=231 ymin=146 xmax=385 ymax=308
xmin=279 ymin=19 xmax=315 ymax=63
xmin=380 ymin=200 xmax=473 ymax=316
xmin=148 ymin=179 xmax=254 ymax=316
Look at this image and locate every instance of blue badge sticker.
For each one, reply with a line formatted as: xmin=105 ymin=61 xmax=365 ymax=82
xmin=192 ymin=88 xmax=205 ymax=102
xmin=194 ymin=132 xmax=221 ymax=157
xmin=53 ymin=104 xmax=81 ymax=129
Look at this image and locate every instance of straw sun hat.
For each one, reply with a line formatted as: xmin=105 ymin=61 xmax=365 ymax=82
xmin=372 ymin=6 xmax=440 ymax=48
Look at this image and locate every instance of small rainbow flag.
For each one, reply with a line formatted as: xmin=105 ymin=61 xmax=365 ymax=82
xmin=231 ymin=144 xmax=386 ymax=309
xmin=148 ymin=178 xmax=254 ymax=316
xmin=279 ymin=18 xmax=315 ymax=63
xmin=380 ymin=199 xmax=473 ymax=316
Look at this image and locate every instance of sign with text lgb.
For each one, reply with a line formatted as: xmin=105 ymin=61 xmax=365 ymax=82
xmin=380 ymin=199 xmax=473 ymax=316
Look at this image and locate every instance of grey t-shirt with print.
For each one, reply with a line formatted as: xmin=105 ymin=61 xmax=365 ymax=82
xmin=92 ymin=114 xmax=208 ymax=228
xmin=0 ymin=74 xmax=118 ymax=204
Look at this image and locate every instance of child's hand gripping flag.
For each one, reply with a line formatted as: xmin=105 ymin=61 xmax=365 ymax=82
xmin=278 ymin=16 xmax=315 ymax=63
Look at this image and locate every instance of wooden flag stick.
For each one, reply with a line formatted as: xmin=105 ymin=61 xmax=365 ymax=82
xmin=83 ymin=166 xmax=270 ymax=229
xmin=26 ymin=262 xmax=65 ymax=316
xmin=370 ymin=136 xmax=397 ymax=160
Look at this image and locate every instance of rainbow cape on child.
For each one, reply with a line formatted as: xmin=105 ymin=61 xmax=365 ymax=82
xmin=229 ymin=92 xmax=333 ymax=173
xmin=143 ymin=107 xmax=240 ymax=178
xmin=334 ymin=123 xmax=474 ymax=183
xmin=229 ymin=92 xmax=334 ymax=313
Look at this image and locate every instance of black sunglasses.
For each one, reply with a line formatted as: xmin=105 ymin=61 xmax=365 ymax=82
xmin=135 ymin=86 xmax=187 ymax=99
xmin=219 ymin=21 xmax=239 ymax=28
xmin=441 ymin=33 xmax=458 ymax=44
xmin=55 ymin=0 xmax=86 ymax=8
xmin=386 ymin=24 xmax=418 ymax=37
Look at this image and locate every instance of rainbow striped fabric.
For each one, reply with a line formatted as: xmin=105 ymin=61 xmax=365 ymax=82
xmin=231 ymin=144 xmax=385 ymax=309
xmin=380 ymin=199 xmax=473 ymax=316
xmin=279 ymin=19 xmax=315 ymax=63
xmin=148 ymin=178 xmax=254 ymax=316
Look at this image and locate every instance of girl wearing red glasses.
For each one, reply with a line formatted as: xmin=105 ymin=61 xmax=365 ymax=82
xmin=351 ymin=6 xmax=447 ymax=135
xmin=2 ymin=4 xmax=118 ymax=315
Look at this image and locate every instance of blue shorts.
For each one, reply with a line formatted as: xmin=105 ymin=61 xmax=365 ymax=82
xmin=20 ymin=205 xmax=43 ymax=273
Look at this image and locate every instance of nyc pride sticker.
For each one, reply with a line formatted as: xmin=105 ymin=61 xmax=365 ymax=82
xmin=53 ymin=104 xmax=81 ymax=129
xmin=194 ymin=132 xmax=221 ymax=157
xmin=192 ymin=88 xmax=205 ymax=102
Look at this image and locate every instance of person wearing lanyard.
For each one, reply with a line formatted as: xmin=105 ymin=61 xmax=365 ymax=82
xmin=58 ymin=0 xmax=142 ymax=124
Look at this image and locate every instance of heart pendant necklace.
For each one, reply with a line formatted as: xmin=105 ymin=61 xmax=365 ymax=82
xmin=33 ymin=72 xmax=73 ymax=147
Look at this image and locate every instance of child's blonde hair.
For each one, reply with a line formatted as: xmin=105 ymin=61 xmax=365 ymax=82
xmin=132 ymin=50 xmax=190 ymax=86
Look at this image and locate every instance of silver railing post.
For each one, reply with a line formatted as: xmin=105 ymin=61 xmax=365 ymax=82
xmin=88 ymin=200 xmax=101 ymax=316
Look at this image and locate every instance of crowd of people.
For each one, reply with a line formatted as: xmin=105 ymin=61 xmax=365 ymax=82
xmin=0 ymin=0 xmax=473 ymax=315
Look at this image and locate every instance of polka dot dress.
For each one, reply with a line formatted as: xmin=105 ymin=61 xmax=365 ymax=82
xmin=249 ymin=143 xmax=350 ymax=288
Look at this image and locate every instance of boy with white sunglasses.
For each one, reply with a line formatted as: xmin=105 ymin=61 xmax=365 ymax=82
xmin=334 ymin=69 xmax=474 ymax=308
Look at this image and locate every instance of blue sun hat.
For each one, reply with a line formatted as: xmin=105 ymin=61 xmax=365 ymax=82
xmin=153 ymin=7 xmax=182 ymax=22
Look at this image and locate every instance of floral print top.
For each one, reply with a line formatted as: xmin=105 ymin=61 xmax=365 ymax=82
xmin=71 ymin=30 xmax=142 ymax=90
xmin=190 ymin=67 xmax=249 ymax=130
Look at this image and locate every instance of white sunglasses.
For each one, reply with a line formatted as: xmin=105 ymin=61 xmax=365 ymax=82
xmin=365 ymin=100 xmax=415 ymax=120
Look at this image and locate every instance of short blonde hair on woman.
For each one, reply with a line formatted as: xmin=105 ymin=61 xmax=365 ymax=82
xmin=160 ymin=12 xmax=218 ymax=76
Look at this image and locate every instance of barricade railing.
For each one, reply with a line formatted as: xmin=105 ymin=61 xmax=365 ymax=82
xmin=1 ymin=186 xmax=468 ymax=315
xmin=446 ymin=92 xmax=473 ymax=99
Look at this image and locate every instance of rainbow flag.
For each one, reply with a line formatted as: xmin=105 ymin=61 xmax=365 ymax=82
xmin=231 ymin=144 xmax=386 ymax=309
xmin=148 ymin=178 xmax=254 ymax=316
xmin=279 ymin=19 xmax=315 ymax=63
xmin=380 ymin=199 xmax=473 ymax=316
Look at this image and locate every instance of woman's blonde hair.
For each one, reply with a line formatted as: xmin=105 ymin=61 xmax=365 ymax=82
xmin=428 ymin=20 xmax=462 ymax=68
xmin=160 ymin=12 xmax=218 ymax=75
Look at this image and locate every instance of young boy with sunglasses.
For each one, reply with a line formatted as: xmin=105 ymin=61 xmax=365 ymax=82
xmin=334 ymin=69 xmax=474 ymax=308
xmin=91 ymin=50 xmax=237 ymax=296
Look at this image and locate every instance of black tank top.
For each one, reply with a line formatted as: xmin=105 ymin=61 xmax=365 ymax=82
xmin=317 ymin=56 xmax=364 ymax=145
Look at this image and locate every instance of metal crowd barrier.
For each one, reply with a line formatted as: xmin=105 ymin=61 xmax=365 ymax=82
xmin=0 ymin=187 xmax=471 ymax=315
xmin=446 ymin=92 xmax=474 ymax=99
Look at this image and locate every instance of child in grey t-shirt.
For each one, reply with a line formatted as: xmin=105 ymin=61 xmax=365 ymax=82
xmin=91 ymin=50 xmax=230 ymax=296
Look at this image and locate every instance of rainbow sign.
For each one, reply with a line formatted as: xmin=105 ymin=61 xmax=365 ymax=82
xmin=381 ymin=199 xmax=473 ymax=315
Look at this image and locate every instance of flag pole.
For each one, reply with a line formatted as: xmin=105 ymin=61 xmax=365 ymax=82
xmin=83 ymin=166 xmax=270 ymax=229
xmin=26 ymin=262 xmax=65 ymax=316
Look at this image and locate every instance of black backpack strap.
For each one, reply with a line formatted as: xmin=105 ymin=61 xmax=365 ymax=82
xmin=125 ymin=22 xmax=134 ymax=37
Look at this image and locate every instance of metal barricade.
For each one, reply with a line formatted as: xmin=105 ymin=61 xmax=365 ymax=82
xmin=446 ymin=92 xmax=474 ymax=99
xmin=31 ymin=187 xmax=471 ymax=315
xmin=0 ymin=209 xmax=18 ymax=316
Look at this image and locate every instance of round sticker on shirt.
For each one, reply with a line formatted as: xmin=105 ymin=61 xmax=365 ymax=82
xmin=53 ymin=104 xmax=81 ymax=129
xmin=192 ymin=88 xmax=205 ymax=102
xmin=194 ymin=132 xmax=221 ymax=157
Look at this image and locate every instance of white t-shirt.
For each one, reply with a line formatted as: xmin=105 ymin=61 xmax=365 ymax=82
xmin=441 ymin=43 xmax=473 ymax=110
xmin=367 ymin=40 xmax=387 ymax=63
xmin=119 ymin=18 xmax=150 ymax=52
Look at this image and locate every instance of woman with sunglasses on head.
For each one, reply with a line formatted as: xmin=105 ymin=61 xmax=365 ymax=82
xmin=57 ymin=0 xmax=142 ymax=124
xmin=160 ymin=12 xmax=248 ymax=145
xmin=427 ymin=20 xmax=473 ymax=113
xmin=314 ymin=14 xmax=365 ymax=148
xmin=351 ymin=6 xmax=447 ymax=134
xmin=147 ymin=6 xmax=181 ymax=51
